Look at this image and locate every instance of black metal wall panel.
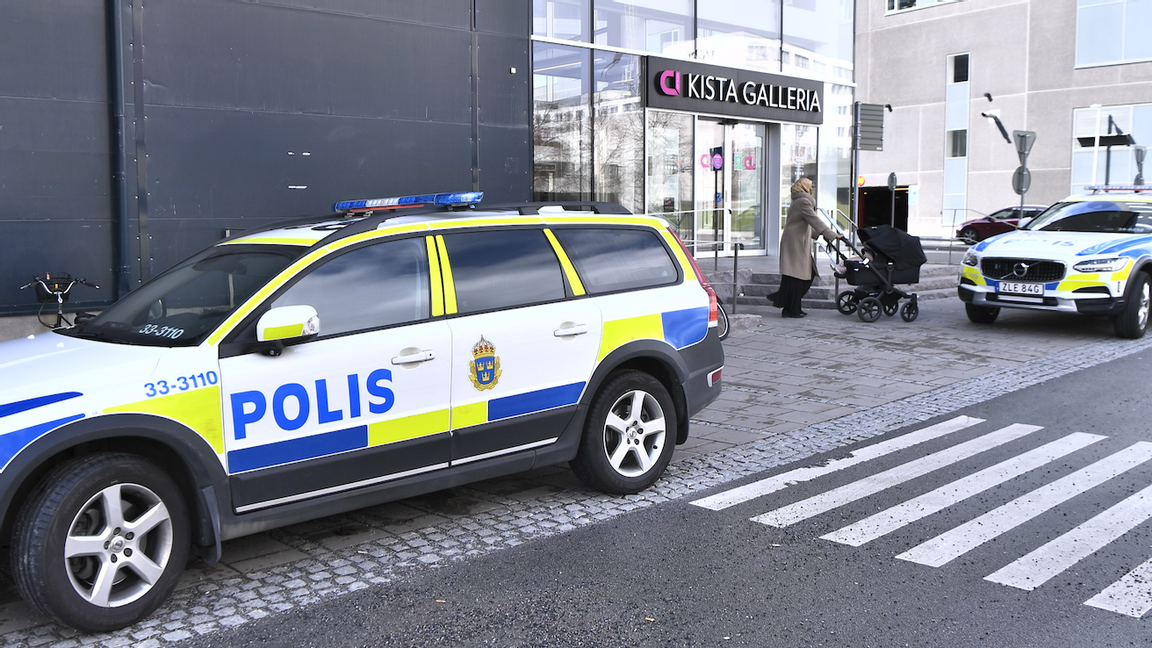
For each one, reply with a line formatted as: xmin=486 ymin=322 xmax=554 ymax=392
xmin=143 ymin=106 xmax=474 ymax=265
xmin=0 ymin=2 xmax=114 ymax=312
xmin=476 ymin=0 xmax=529 ymax=37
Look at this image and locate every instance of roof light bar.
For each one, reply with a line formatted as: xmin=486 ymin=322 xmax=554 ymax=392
xmin=1086 ymin=185 xmax=1152 ymax=193
xmin=334 ymin=191 xmax=484 ymax=212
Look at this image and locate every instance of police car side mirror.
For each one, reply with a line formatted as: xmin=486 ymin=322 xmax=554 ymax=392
xmin=256 ymin=305 xmax=321 ymax=349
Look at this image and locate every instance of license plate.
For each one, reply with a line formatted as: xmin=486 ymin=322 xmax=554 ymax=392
xmin=999 ymin=281 xmax=1044 ymax=296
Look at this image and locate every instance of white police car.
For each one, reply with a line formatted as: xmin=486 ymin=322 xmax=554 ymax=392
xmin=0 ymin=192 xmax=724 ymax=631
xmin=958 ymin=188 xmax=1152 ymax=338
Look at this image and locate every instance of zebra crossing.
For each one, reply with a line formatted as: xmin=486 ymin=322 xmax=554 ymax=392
xmin=691 ymin=415 xmax=1152 ymax=619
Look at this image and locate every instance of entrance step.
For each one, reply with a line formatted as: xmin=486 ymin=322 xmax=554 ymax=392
xmin=706 ymin=264 xmax=958 ymax=310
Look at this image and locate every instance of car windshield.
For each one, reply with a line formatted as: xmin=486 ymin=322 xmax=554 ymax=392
xmin=1023 ymin=200 xmax=1152 ymax=233
xmin=63 ymin=244 xmax=304 ymax=347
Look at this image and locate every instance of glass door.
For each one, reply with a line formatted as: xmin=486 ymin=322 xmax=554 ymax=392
xmin=693 ymin=119 xmax=767 ymax=255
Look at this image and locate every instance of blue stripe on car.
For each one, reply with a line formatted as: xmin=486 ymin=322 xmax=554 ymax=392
xmin=228 ymin=425 xmax=368 ymax=473
xmin=662 ymin=306 xmax=709 ymax=348
xmin=489 ymin=382 xmax=585 ymax=421
xmin=0 ymin=392 xmax=83 ymax=419
xmin=0 ymin=414 xmax=85 ymax=468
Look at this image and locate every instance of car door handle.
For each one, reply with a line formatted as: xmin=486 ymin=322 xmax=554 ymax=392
xmin=391 ymin=349 xmax=435 ymax=365
xmin=554 ymin=323 xmax=588 ymax=337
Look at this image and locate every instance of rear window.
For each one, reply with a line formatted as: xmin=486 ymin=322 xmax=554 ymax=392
xmin=441 ymin=229 xmax=566 ymax=314
xmin=553 ymin=227 xmax=679 ymax=294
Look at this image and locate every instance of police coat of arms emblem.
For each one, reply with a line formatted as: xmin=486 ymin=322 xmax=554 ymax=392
xmin=469 ymin=335 xmax=502 ymax=390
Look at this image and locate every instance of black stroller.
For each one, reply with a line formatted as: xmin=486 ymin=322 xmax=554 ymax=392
xmin=830 ymin=225 xmax=927 ymax=323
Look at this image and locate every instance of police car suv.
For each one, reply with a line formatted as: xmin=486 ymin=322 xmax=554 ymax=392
xmin=958 ymin=188 xmax=1152 ymax=338
xmin=0 ymin=192 xmax=724 ymax=631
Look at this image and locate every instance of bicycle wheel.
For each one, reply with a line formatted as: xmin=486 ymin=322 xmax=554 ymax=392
xmin=716 ymin=300 xmax=730 ymax=341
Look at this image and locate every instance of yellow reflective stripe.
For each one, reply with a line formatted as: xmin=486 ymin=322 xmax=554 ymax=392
xmin=452 ymin=401 xmax=488 ymax=428
xmin=334 ymin=223 xmax=430 ymax=248
xmin=543 ymin=229 xmax=586 ymax=296
xmin=220 ymin=237 xmax=316 ymax=246
xmin=436 ymin=235 xmax=458 ymax=314
xmin=960 ymin=266 xmax=986 ymax=286
xmin=262 ymin=323 xmax=304 ymax=340
xmin=368 ymin=409 xmax=450 ymax=446
xmin=1057 ymin=273 xmax=1105 ymax=291
xmin=599 ymin=314 xmax=664 ymax=361
xmin=426 ymin=236 xmax=445 ymax=317
xmin=428 ymin=216 xmax=544 ymax=230
xmin=660 ymin=229 xmax=697 ymax=282
xmin=1113 ymin=262 xmax=1134 ymax=282
xmin=206 ymin=247 xmax=330 ymax=345
xmin=104 ymin=386 xmax=224 ymax=454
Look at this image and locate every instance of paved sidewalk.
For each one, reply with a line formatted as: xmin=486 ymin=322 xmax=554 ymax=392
xmin=3 ymin=294 xmax=1149 ymax=647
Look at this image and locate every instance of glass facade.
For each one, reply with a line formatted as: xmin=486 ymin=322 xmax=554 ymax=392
xmin=1076 ymin=0 xmax=1152 ymax=68
xmin=1071 ymin=103 xmax=1152 ymax=194
xmin=532 ymin=0 xmax=855 ymax=255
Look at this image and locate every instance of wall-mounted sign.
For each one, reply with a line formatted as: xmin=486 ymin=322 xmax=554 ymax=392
xmin=647 ymin=57 xmax=823 ymax=125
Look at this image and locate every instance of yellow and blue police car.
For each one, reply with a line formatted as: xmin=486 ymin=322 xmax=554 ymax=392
xmin=0 ymin=192 xmax=724 ymax=631
xmin=958 ymin=188 xmax=1152 ymax=338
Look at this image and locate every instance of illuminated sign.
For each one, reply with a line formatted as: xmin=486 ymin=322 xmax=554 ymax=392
xmin=647 ymin=57 xmax=823 ymax=125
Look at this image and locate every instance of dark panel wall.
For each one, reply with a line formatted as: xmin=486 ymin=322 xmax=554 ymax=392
xmin=0 ymin=2 xmax=114 ymax=311
xmin=0 ymin=0 xmax=530 ymax=314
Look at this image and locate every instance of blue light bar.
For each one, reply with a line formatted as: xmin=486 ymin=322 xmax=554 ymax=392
xmin=334 ymin=191 xmax=484 ymax=212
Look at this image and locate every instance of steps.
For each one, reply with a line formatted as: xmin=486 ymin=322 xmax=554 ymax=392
xmin=705 ymin=264 xmax=959 ymax=310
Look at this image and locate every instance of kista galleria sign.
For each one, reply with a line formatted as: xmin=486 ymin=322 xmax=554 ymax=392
xmin=646 ymin=57 xmax=823 ymax=126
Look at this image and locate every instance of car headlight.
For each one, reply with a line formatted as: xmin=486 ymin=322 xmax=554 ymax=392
xmin=1072 ymin=258 xmax=1128 ymax=273
xmin=962 ymin=251 xmax=979 ymax=267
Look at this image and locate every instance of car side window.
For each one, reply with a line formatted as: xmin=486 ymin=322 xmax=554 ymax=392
xmin=552 ymin=227 xmax=679 ymax=295
xmin=440 ymin=229 xmax=565 ymax=314
xmin=271 ymin=237 xmax=430 ymax=337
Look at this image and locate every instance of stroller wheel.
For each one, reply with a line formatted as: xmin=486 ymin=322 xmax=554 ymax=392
xmin=883 ymin=301 xmax=899 ymax=317
xmin=858 ymin=297 xmax=883 ymax=323
xmin=836 ymin=291 xmax=859 ymax=315
xmin=900 ymin=301 xmax=919 ymax=322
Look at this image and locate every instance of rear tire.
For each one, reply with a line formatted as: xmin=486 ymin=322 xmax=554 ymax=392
xmin=965 ymin=303 xmax=1000 ymax=324
xmin=571 ymin=371 xmax=677 ymax=494
xmin=12 ymin=454 xmax=190 ymax=632
xmin=836 ymin=291 xmax=858 ymax=315
xmin=716 ymin=300 xmax=730 ymax=340
xmin=1114 ymin=272 xmax=1151 ymax=339
xmin=858 ymin=297 xmax=882 ymax=322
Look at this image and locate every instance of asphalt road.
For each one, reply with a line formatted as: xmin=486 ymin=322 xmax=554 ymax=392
xmin=178 ymin=350 xmax=1152 ymax=648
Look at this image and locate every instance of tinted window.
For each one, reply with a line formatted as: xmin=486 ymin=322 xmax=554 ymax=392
xmin=553 ymin=227 xmax=678 ymax=294
xmin=272 ymin=238 xmax=429 ymax=337
xmin=70 ymin=244 xmax=302 ymax=347
xmin=1027 ymin=200 xmax=1152 ymax=234
xmin=442 ymin=229 xmax=566 ymax=313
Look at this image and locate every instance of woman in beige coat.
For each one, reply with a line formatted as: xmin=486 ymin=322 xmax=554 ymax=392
xmin=767 ymin=177 xmax=841 ymax=318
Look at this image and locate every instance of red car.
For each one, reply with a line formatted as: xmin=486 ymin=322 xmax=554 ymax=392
xmin=956 ymin=205 xmax=1048 ymax=243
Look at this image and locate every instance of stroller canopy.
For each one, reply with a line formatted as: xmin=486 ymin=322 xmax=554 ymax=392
xmin=858 ymin=225 xmax=927 ymax=271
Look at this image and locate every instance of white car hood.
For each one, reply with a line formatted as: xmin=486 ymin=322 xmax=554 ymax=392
xmin=972 ymin=230 xmax=1145 ymax=262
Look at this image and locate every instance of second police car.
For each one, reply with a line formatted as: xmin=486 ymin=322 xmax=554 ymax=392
xmin=0 ymin=192 xmax=725 ymax=631
xmin=958 ymin=188 xmax=1152 ymax=338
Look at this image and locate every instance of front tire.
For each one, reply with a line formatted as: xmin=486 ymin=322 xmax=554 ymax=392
xmin=960 ymin=227 xmax=980 ymax=244
xmin=965 ymin=303 xmax=1000 ymax=324
xmin=1115 ymin=272 xmax=1151 ymax=339
xmin=571 ymin=371 xmax=677 ymax=494
xmin=12 ymin=454 xmax=191 ymax=632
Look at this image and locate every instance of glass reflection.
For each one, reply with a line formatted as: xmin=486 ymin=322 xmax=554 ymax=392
xmin=594 ymin=51 xmax=643 ymax=212
xmin=783 ymin=0 xmax=854 ymax=82
xmin=533 ymin=42 xmax=592 ymax=201
xmin=533 ymin=0 xmax=590 ymax=41
xmin=593 ymin=0 xmax=692 ymax=54
xmin=696 ymin=0 xmax=781 ymax=72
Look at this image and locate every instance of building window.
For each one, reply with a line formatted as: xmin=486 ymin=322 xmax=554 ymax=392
xmin=947 ymin=130 xmax=967 ymax=158
xmin=886 ymin=0 xmax=959 ymax=14
xmin=1076 ymin=0 xmax=1152 ymax=67
xmin=950 ymin=53 xmax=969 ymax=84
xmin=1070 ymin=103 xmax=1152 ymax=193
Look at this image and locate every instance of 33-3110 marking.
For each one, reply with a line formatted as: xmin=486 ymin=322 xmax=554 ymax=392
xmin=144 ymin=371 xmax=219 ymax=397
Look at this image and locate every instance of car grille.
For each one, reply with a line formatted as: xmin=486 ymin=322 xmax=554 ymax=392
xmin=981 ymin=258 xmax=1066 ymax=282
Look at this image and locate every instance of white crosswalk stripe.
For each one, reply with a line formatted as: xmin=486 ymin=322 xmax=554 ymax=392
xmin=691 ymin=415 xmax=984 ymax=511
xmin=985 ymin=481 xmax=1152 ymax=591
xmin=697 ymin=419 xmax=1152 ymax=618
xmin=897 ymin=442 xmax=1152 ymax=567
xmin=821 ymin=432 xmax=1105 ymax=547
xmin=751 ymin=423 xmax=1041 ymax=528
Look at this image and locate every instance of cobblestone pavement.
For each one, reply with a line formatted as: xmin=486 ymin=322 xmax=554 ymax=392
xmin=4 ymin=298 xmax=1150 ymax=647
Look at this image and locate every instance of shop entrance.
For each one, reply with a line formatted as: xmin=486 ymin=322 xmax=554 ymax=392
xmin=693 ymin=119 xmax=766 ymax=255
xmin=858 ymin=185 xmax=909 ymax=231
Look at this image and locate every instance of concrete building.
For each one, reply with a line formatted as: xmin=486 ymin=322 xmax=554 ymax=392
xmin=855 ymin=0 xmax=1152 ymax=238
